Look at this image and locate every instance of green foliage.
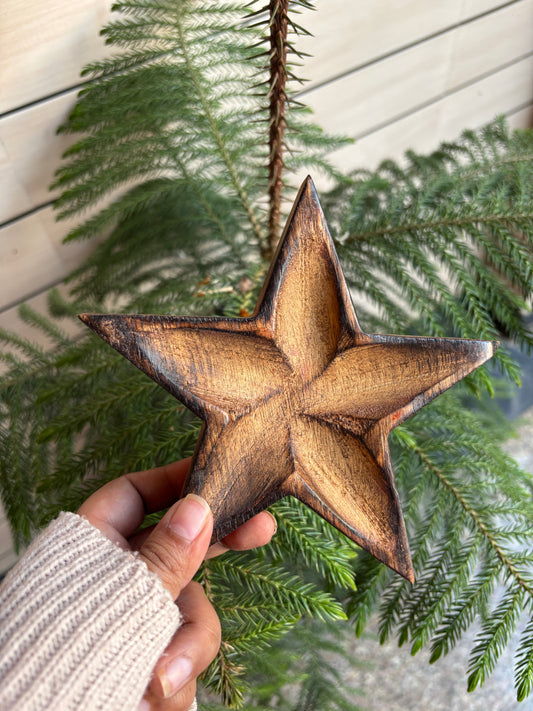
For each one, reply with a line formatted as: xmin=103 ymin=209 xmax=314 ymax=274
xmin=52 ymin=0 xmax=348 ymax=301
xmin=249 ymin=619 xmax=367 ymax=711
xmin=325 ymin=120 xmax=533 ymax=388
xmin=1 ymin=0 xmax=533 ymax=707
xmin=348 ymin=390 xmax=533 ymax=698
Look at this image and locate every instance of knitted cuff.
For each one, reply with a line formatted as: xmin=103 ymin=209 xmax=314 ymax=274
xmin=0 ymin=512 xmax=182 ymax=711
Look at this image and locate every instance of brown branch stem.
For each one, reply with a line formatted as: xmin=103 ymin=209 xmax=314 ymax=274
xmin=267 ymin=0 xmax=289 ymax=259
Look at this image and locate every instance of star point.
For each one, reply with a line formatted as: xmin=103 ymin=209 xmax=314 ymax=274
xmin=80 ymin=177 xmax=496 ymax=583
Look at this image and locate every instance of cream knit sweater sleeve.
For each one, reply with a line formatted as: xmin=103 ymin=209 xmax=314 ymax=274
xmin=0 ymin=512 xmax=185 ymax=711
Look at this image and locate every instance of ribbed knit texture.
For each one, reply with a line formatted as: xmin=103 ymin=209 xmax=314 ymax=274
xmin=0 ymin=512 xmax=183 ymax=710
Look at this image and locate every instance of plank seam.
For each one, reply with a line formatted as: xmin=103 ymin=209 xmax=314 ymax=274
xmin=0 ymin=277 xmax=67 ymax=317
xmin=0 ymin=201 xmax=55 ymax=231
xmin=1 ymin=0 xmax=525 ymax=116
xmin=348 ymin=50 xmax=533 ymax=143
xmin=0 ymin=81 xmax=92 ymax=122
xmin=3 ymin=93 xmax=531 ymax=316
xmin=507 ymin=99 xmax=533 ymax=117
xmin=298 ymin=0 xmax=525 ymax=97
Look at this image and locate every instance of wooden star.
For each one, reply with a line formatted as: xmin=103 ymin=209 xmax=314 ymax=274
xmin=80 ymin=177 xmax=496 ymax=582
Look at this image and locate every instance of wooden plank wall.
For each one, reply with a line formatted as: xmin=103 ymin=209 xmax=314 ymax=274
xmin=1 ymin=0 xmax=532 ymax=571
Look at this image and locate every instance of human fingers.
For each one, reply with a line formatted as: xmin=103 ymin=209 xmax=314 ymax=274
xmin=78 ymin=459 xmax=191 ymax=545
xmin=139 ymin=681 xmax=196 ymax=711
xmin=129 ymin=509 xmax=277 ymax=556
xmin=148 ymin=581 xmax=221 ymax=702
xmin=138 ymin=494 xmax=213 ymax=599
xmin=206 ymin=510 xmax=277 ymax=558
xmin=125 ymin=459 xmax=191 ymax=513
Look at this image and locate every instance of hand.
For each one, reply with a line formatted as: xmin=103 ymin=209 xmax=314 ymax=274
xmin=78 ymin=459 xmax=277 ymax=710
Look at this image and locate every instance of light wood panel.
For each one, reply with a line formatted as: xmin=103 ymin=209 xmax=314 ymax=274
xmin=304 ymin=1 xmax=533 ymax=139
xmin=299 ymin=0 xmax=516 ymax=88
xmin=2 ymin=1 xmax=530 ymax=227
xmin=327 ymin=56 xmax=533 ymax=174
xmin=0 ymin=0 xmax=113 ymax=115
xmin=507 ymin=103 xmax=533 ymax=127
xmin=0 ymin=284 xmax=82 ymax=344
xmin=446 ymin=0 xmax=533 ymax=88
xmin=0 ymin=207 xmax=95 ymax=310
xmin=0 ymin=0 xmax=511 ymax=114
xmin=0 ymin=92 xmax=77 ymax=224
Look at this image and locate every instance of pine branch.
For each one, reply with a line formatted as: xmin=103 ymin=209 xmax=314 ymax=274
xmin=328 ymin=121 xmax=533 ymax=388
xmin=346 ymin=211 xmax=533 ymax=244
xmin=467 ymin=585 xmax=525 ymax=693
xmin=210 ymin=553 xmax=347 ymax=622
xmin=412 ymin=442 xmax=533 ymax=598
xmin=173 ymin=5 xmax=267 ymax=256
xmin=345 ymin=387 xmax=533 ymax=699
xmin=269 ymin=497 xmax=357 ymax=590
xmin=515 ymin=614 xmax=533 ymax=701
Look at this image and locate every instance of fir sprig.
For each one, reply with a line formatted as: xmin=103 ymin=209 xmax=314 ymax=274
xmin=348 ymin=389 xmax=533 ymax=701
xmin=52 ymin=0 xmax=346 ymax=301
xmin=326 ymin=120 xmax=533 ymax=388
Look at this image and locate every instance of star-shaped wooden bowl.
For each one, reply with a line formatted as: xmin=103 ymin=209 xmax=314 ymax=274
xmin=80 ymin=177 xmax=497 ymax=582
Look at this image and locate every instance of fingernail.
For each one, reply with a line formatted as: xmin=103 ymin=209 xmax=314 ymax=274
xmin=138 ymin=699 xmax=151 ymax=711
xmin=168 ymin=494 xmax=210 ymax=542
xmin=266 ymin=511 xmax=278 ymax=534
xmin=157 ymin=657 xmax=193 ymax=698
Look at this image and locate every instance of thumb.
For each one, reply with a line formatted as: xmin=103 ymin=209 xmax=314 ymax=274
xmin=138 ymin=494 xmax=213 ymax=599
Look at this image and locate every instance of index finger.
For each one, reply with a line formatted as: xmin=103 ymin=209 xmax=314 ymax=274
xmin=79 ymin=459 xmax=191 ymax=543
xmin=126 ymin=458 xmax=191 ymax=512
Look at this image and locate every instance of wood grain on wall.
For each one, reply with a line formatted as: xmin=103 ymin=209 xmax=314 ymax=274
xmin=0 ymin=0 xmax=112 ymax=114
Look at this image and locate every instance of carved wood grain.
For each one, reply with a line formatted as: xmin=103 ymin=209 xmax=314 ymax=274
xmin=80 ymin=176 xmax=497 ymax=582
